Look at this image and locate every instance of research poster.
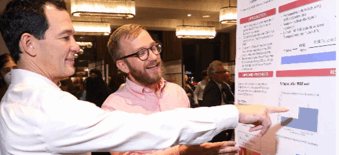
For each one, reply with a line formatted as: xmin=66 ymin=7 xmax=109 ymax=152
xmin=235 ymin=0 xmax=336 ymax=154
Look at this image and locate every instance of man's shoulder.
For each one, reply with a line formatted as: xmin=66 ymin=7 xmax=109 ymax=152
xmin=101 ymin=87 xmax=131 ymax=110
xmin=203 ymin=80 xmax=220 ymax=95
xmin=164 ymin=81 xmax=185 ymax=91
xmin=205 ymin=80 xmax=218 ymax=89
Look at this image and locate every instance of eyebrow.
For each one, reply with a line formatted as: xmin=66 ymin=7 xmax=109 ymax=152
xmin=134 ymin=42 xmax=156 ymax=52
xmin=58 ymin=29 xmax=74 ymax=36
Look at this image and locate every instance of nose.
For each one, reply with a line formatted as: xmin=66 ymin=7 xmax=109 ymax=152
xmin=147 ymin=48 xmax=158 ymax=61
xmin=70 ymin=36 xmax=80 ymax=53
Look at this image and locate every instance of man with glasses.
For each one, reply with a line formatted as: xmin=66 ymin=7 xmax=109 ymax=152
xmin=102 ymin=24 xmax=240 ymax=154
xmin=202 ymin=60 xmax=235 ymax=142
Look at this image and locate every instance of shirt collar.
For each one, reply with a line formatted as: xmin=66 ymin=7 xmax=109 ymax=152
xmin=212 ymin=79 xmax=222 ymax=90
xmin=11 ymin=69 xmax=60 ymax=90
xmin=125 ymin=77 xmax=167 ymax=97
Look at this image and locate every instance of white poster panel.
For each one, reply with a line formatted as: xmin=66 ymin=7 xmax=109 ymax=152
xmin=235 ymin=0 xmax=336 ymax=154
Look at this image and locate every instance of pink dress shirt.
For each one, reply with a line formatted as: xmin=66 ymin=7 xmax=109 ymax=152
xmin=102 ymin=78 xmax=190 ymax=155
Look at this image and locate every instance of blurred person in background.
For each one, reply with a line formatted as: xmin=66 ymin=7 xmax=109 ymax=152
xmin=202 ymin=60 xmax=234 ymax=142
xmin=108 ymin=70 xmax=126 ymax=93
xmin=0 ymin=53 xmax=17 ymax=100
xmin=59 ymin=77 xmax=76 ymax=95
xmin=193 ymin=70 xmax=209 ymax=107
xmin=224 ymin=70 xmax=235 ymax=95
xmin=222 ymin=71 xmax=234 ymax=103
xmin=86 ymin=74 xmax=111 ymax=108
xmin=184 ymin=74 xmax=196 ymax=108
xmin=73 ymin=76 xmax=85 ymax=99
xmin=89 ymin=68 xmax=103 ymax=78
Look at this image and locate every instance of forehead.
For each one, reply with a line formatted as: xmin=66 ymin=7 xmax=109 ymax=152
xmin=120 ymin=30 xmax=154 ymax=54
xmin=44 ymin=4 xmax=74 ymax=35
xmin=215 ymin=65 xmax=225 ymax=71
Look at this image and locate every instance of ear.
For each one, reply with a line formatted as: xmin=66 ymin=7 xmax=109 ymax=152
xmin=19 ymin=33 xmax=37 ymax=57
xmin=116 ymin=60 xmax=129 ymax=74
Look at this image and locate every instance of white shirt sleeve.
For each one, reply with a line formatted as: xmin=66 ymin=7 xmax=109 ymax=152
xmin=1 ymin=84 xmax=239 ymax=154
xmin=41 ymin=94 xmax=239 ymax=153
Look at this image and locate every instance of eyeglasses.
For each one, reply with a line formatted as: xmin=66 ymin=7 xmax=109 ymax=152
xmin=118 ymin=43 xmax=162 ymax=61
xmin=215 ymin=70 xmax=226 ymax=74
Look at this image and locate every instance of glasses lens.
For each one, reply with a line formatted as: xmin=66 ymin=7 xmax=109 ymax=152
xmin=138 ymin=49 xmax=148 ymax=60
xmin=156 ymin=44 xmax=162 ymax=53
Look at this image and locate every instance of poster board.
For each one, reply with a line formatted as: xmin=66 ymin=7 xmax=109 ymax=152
xmin=235 ymin=0 xmax=336 ymax=154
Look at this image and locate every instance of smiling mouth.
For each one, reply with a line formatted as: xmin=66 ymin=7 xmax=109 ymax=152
xmin=66 ymin=58 xmax=74 ymax=61
xmin=146 ymin=61 xmax=160 ymax=69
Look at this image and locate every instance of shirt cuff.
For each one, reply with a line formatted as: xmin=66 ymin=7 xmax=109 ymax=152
xmin=212 ymin=105 xmax=239 ymax=135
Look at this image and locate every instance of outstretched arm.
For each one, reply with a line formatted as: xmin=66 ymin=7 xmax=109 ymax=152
xmin=235 ymin=105 xmax=289 ymax=136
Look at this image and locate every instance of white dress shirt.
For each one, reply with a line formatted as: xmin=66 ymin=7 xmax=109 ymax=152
xmin=193 ymin=80 xmax=208 ymax=104
xmin=0 ymin=69 xmax=239 ymax=155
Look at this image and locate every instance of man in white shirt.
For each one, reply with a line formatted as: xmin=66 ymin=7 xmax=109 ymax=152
xmin=0 ymin=0 xmax=288 ymax=154
xmin=194 ymin=70 xmax=209 ymax=106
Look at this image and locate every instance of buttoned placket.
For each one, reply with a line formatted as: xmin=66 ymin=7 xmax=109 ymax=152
xmin=142 ymin=88 xmax=162 ymax=112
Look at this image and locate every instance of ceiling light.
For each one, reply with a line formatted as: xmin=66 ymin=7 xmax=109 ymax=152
xmin=70 ymin=0 xmax=135 ymax=19
xmin=220 ymin=0 xmax=237 ymax=24
xmin=187 ymin=14 xmax=191 ymax=17
xmin=73 ymin=22 xmax=111 ymax=36
xmin=176 ymin=25 xmax=216 ymax=39
xmin=76 ymin=42 xmax=93 ymax=48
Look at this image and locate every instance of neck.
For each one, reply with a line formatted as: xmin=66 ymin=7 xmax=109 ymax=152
xmin=128 ymin=77 xmax=160 ymax=91
xmin=212 ymin=79 xmax=222 ymax=84
xmin=18 ymin=59 xmax=61 ymax=84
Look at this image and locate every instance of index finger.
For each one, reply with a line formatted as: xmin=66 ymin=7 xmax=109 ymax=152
xmin=266 ymin=106 xmax=289 ymax=113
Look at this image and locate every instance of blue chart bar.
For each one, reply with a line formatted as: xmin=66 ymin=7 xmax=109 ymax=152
xmin=281 ymin=107 xmax=318 ymax=132
xmin=281 ymin=51 xmax=336 ymax=64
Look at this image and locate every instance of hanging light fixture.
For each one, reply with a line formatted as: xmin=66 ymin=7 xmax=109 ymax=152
xmin=76 ymin=42 xmax=93 ymax=48
xmin=176 ymin=25 xmax=216 ymax=39
xmin=71 ymin=0 xmax=135 ymax=19
xmin=73 ymin=22 xmax=111 ymax=36
xmin=220 ymin=0 xmax=237 ymax=24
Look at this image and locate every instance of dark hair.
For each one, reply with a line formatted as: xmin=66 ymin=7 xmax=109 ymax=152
xmin=0 ymin=53 xmax=14 ymax=71
xmin=86 ymin=76 xmax=111 ymax=107
xmin=89 ymin=69 xmax=102 ymax=78
xmin=0 ymin=53 xmax=14 ymax=88
xmin=0 ymin=0 xmax=67 ymax=62
xmin=201 ymin=70 xmax=207 ymax=79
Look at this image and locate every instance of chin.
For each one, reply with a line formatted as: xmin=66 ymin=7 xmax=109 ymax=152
xmin=65 ymin=68 xmax=75 ymax=76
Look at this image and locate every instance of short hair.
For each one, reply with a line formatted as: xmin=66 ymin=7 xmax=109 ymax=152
xmin=0 ymin=0 xmax=67 ymax=62
xmin=107 ymin=24 xmax=146 ymax=63
xmin=207 ymin=60 xmax=223 ymax=78
xmin=201 ymin=70 xmax=208 ymax=79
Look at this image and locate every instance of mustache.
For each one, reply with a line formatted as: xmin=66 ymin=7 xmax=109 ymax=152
xmin=146 ymin=60 xmax=161 ymax=67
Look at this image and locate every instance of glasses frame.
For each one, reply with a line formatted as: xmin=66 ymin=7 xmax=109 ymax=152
xmin=215 ymin=70 xmax=227 ymax=74
xmin=118 ymin=43 xmax=162 ymax=61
